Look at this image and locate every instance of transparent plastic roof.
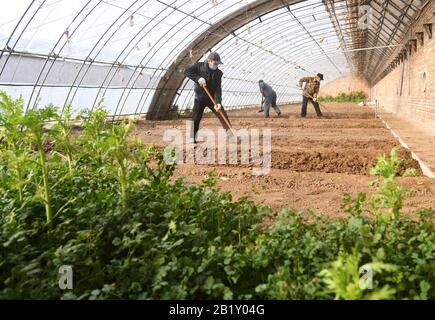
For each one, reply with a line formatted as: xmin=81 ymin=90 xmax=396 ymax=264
xmin=174 ymin=0 xmax=351 ymax=115
xmin=0 ymin=1 xmax=257 ymax=65
xmin=0 ymin=0 xmax=423 ymax=117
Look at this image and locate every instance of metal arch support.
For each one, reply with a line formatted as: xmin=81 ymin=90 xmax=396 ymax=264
xmin=146 ymin=0 xmax=306 ymax=120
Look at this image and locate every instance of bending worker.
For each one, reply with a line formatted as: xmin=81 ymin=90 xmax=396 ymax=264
xmin=259 ymin=80 xmax=281 ymax=118
xmin=185 ymin=52 xmax=231 ymax=144
xmin=299 ymin=73 xmax=324 ymax=118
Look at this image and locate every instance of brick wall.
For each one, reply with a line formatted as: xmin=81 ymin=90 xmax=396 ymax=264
xmin=319 ymin=74 xmax=371 ymax=97
xmin=371 ymin=2 xmax=435 ymax=127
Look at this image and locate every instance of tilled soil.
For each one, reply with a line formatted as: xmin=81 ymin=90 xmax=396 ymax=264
xmin=133 ymin=103 xmax=435 ymax=218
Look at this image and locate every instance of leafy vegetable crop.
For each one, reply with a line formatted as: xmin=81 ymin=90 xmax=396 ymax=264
xmin=0 ymin=92 xmax=433 ymax=300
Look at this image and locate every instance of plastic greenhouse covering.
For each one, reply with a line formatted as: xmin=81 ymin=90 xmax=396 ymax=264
xmin=0 ymin=0 xmax=424 ymax=118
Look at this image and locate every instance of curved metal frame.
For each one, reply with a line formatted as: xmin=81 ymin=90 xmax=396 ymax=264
xmin=0 ymin=0 xmax=424 ymax=119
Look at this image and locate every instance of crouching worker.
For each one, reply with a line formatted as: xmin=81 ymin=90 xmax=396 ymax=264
xmin=259 ymin=80 xmax=281 ymax=118
xmin=184 ymin=52 xmax=232 ymax=144
xmin=299 ymin=73 xmax=324 ymax=118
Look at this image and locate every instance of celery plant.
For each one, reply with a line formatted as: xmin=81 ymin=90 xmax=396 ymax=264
xmin=21 ymin=107 xmax=56 ymax=226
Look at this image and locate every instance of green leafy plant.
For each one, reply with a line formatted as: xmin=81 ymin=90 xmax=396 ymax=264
xmin=0 ymin=93 xmax=28 ymax=205
xmin=20 ymin=106 xmax=58 ymax=226
xmin=319 ymin=91 xmax=367 ymax=103
xmin=318 ymin=249 xmax=397 ymax=300
xmin=106 ymin=120 xmax=135 ymax=213
xmin=80 ymin=105 xmax=110 ymax=168
xmin=0 ymin=92 xmax=433 ymax=300
xmin=403 ymin=168 xmax=420 ymax=177
xmin=51 ymin=104 xmax=76 ymax=172
xmin=369 ymin=148 xmax=409 ymax=220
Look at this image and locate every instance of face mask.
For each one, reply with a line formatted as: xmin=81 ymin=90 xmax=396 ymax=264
xmin=209 ymin=63 xmax=218 ymax=71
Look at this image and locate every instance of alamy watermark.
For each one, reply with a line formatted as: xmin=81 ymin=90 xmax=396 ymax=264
xmin=59 ymin=265 xmax=73 ymax=290
xmin=56 ymin=264 xmax=375 ymax=292
xmin=163 ymin=121 xmax=272 ymax=176
xmin=358 ymin=6 xmax=374 ymax=30
xmin=359 ymin=265 xmax=374 ymax=290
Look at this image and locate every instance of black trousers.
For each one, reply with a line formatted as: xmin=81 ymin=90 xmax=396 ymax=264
xmin=301 ymin=95 xmax=323 ymax=117
xmin=192 ymin=99 xmax=231 ymax=141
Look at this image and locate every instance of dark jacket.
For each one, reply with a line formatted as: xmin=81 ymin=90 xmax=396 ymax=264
xmin=185 ymin=61 xmax=223 ymax=104
xmin=259 ymin=82 xmax=276 ymax=97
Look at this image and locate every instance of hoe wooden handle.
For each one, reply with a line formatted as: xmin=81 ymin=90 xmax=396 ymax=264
xmin=202 ymin=85 xmax=233 ymax=130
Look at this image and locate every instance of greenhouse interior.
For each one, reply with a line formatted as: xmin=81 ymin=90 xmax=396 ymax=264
xmin=0 ymin=0 xmax=434 ymax=303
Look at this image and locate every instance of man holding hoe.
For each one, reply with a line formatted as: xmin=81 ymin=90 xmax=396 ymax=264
xmin=299 ymin=73 xmax=324 ymax=118
xmin=185 ymin=52 xmax=232 ymax=144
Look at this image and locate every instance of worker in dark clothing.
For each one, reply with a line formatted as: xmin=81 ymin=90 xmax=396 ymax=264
xmin=259 ymin=80 xmax=281 ymax=118
xmin=184 ymin=52 xmax=231 ymax=144
xmin=299 ymin=73 xmax=324 ymax=118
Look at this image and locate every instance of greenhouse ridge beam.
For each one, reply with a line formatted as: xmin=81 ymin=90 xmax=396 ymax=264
xmin=287 ymin=7 xmax=343 ymax=75
xmin=146 ymin=0 xmax=305 ymax=120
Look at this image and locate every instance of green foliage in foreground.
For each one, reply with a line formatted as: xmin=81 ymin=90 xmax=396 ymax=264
xmin=319 ymin=91 xmax=367 ymax=103
xmin=0 ymin=92 xmax=434 ymax=300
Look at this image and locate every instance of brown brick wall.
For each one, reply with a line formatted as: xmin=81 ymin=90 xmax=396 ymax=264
xmin=371 ymin=2 xmax=435 ymax=127
xmin=319 ymin=75 xmax=371 ymax=97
